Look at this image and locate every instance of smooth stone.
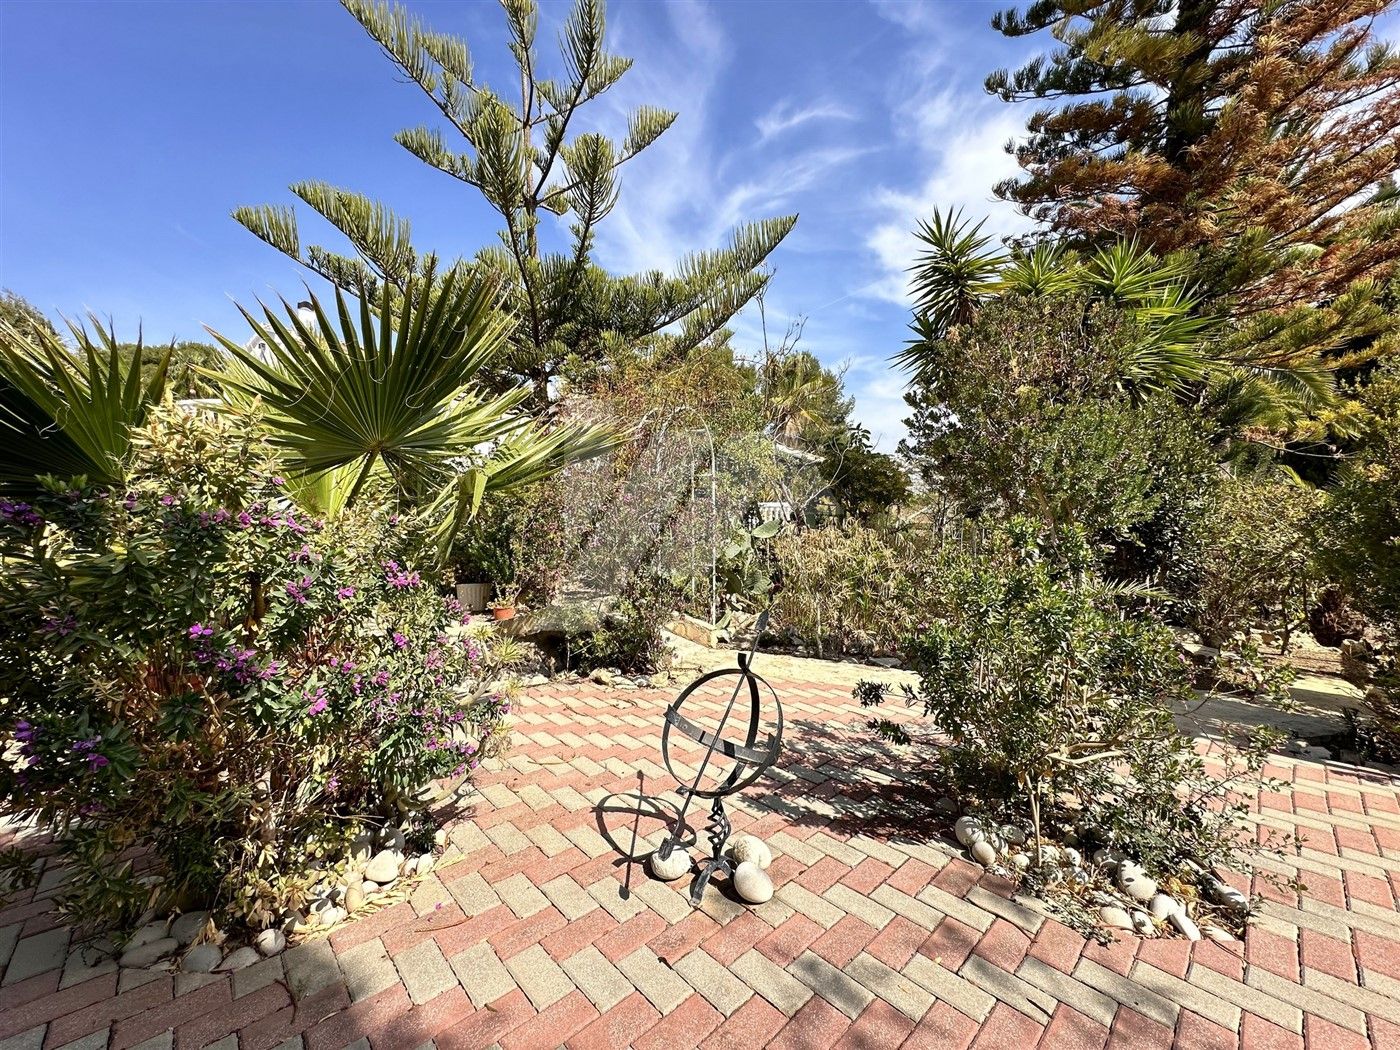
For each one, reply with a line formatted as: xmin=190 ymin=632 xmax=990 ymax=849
xmin=1202 ymin=924 xmax=1234 ymax=943
xmin=1169 ymin=911 xmax=1202 ymax=941
xmin=954 ymin=817 xmax=986 ymax=847
xmin=380 ymin=827 xmax=407 ymax=853
xmin=1009 ymin=853 xmax=1030 ymax=871
xmin=1001 ymin=826 xmax=1028 ymax=846
xmin=181 ymin=944 xmax=223 ymax=973
xmin=649 ymin=846 xmax=692 ymax=882
xmin=345 ymin=871 xmax=364 ymax=888
xmin=1118 ymin=867 xmax=1157 ymax=902
xmin=1034 ymin=845 xmax=1060 ymax=867
xmin=970 ymin=840 xmax=997 ymax=866
xmin=127 ymin=921 xmax=171 ymax=950
xmin=1062 ymin=847 xmax=1082 ymax=868
xmin=1207 ymin=877 xmax=1249 ymax=914
xmin=170 ymin=911 xmax=210 ymax=946
xmin=729 ymin=835 xmax=772 ymax=870
xmin=732 ymin=861 xmax=773 ymax=904
xmin=364 ymin=849 xmax=404 ymax=884
xmin=316 ymin=905 xmax=347 ymax=927
xmin=216 ymin=946 xmax=260 ymax=972
xmin=345 ymin=883 xmax=366 ymax=912
xmin=120 ymin=937 xmax=178 ymax=968
xmin=416 ymin=854 xmax=436 ymax=874
xmin=1131 ymin=910 xmax=1156 ymax=937
xmin=1148 ymin=893 xmax=1181 ymax=921
xmin=1093 ymin=848 xmax=1127 ymax=870
xmin=349 ymin=835 xmax=375 ymax=867
xmin=933 ymin=797 xmax=959 ymax=817
xmin=433 ymin=828 xmax=448 ymax=848
xmin=255 ymin=930 xmax=286 ymax=957
xmin=1099 ymin=906 xmax=1134 ymax=930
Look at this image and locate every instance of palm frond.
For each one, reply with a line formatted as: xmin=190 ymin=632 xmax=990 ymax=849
xmin=0 ymin=317 xmax=170 ymax=493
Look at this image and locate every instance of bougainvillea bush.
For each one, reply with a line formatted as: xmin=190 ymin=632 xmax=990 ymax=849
xmin=0 ymin=406 xmax=517 ymax=931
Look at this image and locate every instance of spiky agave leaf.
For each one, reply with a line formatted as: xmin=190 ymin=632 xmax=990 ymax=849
xmin=0 ymin=317 xmax=170 ymax=493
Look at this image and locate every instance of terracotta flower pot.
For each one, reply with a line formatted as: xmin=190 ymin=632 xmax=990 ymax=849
xmin=491 ymin=606 xmax=516 ymax=621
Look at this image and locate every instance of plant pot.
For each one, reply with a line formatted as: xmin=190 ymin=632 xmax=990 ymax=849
xmin=491 ymin=606 xmax=516 ymax=621
xmin=456 ymin=582 xmax=492 ymax=613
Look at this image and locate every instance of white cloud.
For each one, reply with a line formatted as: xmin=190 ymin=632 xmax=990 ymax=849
xmin=589 ymin=2 xmax=866 ymax=278
xmin=754 ymin=99 xmax=856 ymax=141
xmin=860 ymin=10 xmax=1033 ymax=305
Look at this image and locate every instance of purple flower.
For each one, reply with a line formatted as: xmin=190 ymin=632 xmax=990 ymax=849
xmin=160 ymin=494 xmax=175 ymax=507
xmin=236 ymin=511 xmax=253 ymax=528
xmin=306 ymin=689 xmax=329 ymax=716
xmin=285 ymin=576 xmax=313 ymax=605
xmin=188 ymin=623 xmax=214 ymax=639
xmin=336 ymin=586 xmax=356 ymax=600
xmin=392 ymin=631 xmax=408 ymax=650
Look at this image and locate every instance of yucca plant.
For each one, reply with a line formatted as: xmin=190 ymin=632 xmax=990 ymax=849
xmin=0 ymin=317 xmax=170 ymax=494
xmin=206 ymin=270 xmax=618 ymax=558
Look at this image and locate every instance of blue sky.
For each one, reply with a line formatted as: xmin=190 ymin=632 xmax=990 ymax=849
xmin=0 ymin=0 xmax=1039 ymax=448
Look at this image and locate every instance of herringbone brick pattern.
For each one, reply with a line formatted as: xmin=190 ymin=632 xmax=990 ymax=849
xmin=2 ymin=677 xmax=1398 ymax=1049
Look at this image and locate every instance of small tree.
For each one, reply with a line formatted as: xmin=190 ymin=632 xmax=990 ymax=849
xmin=859 ymin=519 xmax=1282 ymax=878
xmin=236 ymin=0 xmax=795 ymax=401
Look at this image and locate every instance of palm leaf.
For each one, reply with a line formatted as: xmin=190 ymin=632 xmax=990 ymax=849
xmin=0 ymin=317 xmax=170 ymax=493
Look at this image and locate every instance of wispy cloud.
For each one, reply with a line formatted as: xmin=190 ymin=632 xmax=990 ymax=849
xmin=589 ymin=2 xmax=867 ymax=279
xmin=754 ymin=99 xmax=856 ymax=142
xmin=861 ymin=3 xmax=1034 ymax=306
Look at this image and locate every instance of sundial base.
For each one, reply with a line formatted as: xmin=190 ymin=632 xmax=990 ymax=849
xmin=688 ymin=795 xmax=733 ymax=905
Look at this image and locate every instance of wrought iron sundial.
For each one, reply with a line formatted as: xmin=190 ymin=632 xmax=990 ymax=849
xmin=654 ymin=611 xmax=783 ymax=904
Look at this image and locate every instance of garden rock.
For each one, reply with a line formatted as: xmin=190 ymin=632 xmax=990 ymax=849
xmin=1009 ymin=852 xmax=1029 ymax=871
xmin=870 ymin=656 xmax=902 ymax=668
xmin=1169 ymin=910 xmax=1202 ymax=941
xmin=1099 ymin=905 xmax=1133 ymax=930
xmin=380 ymin=827 xmax=407 ymax=853
xmin=345 ymin=883 xmax=366 ymax=912
xmin=255 ymin=930 xmax=286 ymax=957
xmin=954 ymin=816 xmax=987 ymax=847
xmin=349 ymin=835 xmax=375 ymax=867
xmin=729 ymin=835 xmax=772 ymax=870
xmin=127 ymin=921 xmax=171 ymax=950
xmin=1001 ymin=826 xmax=1028 ymax=846
xmin=649 ymin=846 xmax=692 ymax=882
xmin=1131 ymin=910 xmax=1156 ymax=937
xmin=1148 ymin=893 xmax=1181 ymax=921
xmin=1202 ymin=924 xmax=1234 ymax=943
xmin=933 ymin=797 xmax=959 ymax=817
xmin=1206 ymin=876 xmax=1249 ymax=914
xmin=364 ymin=849 xmax=404 ymax=883
xmin=181 ymin=944 xmax=223 ymax=973
xmin=170 ymin=911 xmax=211 ymax=946
xmin=970 ymin=840 xmax=997 ymax=866
xmin=120 ymin=937 xmax=178 ymax=968
xmin=315 ymin=905 xmax=347 ymax=927
xmin=1117 ymin=863 xmax=1157 ymax=902
xmin=216 ymin=946 xmax=259 ymax=972
xmin=732 ymin=861 xmax=773 ymax=904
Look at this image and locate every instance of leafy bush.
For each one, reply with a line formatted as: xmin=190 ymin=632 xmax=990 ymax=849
xmin=1171 ymin=479 xmax=1324 ymax=648
xmin=899 ymin=295 xmax=1217 ymax=542
xmin=859 ymin=519 xmax=1282 ymax=878
xmin=0 ymin=406 xmax=516 ymax=932
xmin=770 ymin=523 xmax=915 ymax=657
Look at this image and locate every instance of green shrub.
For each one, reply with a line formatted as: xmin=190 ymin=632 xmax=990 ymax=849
xmin=770 ymin=523 xmax=914 ymax=656
xmin=0 ymin=406 xmax=516 ymax=932
xmin=859 ymin=519 xmax=1282 ymax=879
xmin=1171 ymin=479 xmax=1324 ymax=648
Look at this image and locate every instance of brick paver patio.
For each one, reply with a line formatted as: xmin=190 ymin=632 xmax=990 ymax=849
xmin=2 ymin=676 xmax=1398 ymax=1049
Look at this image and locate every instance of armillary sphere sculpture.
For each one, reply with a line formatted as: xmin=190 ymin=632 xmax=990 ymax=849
xmin=655 ymin=611 xmax=783 ymax=905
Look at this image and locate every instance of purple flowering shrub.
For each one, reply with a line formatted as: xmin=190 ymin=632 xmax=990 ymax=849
xmin=0 ymin=406 xmax=517 ymax=931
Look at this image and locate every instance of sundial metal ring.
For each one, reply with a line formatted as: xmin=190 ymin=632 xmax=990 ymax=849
xmin=655 ymin=612 xmax=783 ymax=904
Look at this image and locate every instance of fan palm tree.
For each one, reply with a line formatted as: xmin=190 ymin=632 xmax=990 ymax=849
xmin=0 ymin=318 xmax=170 ymax=494
xmin=206 ymin=270 xmax=618 ymax=557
